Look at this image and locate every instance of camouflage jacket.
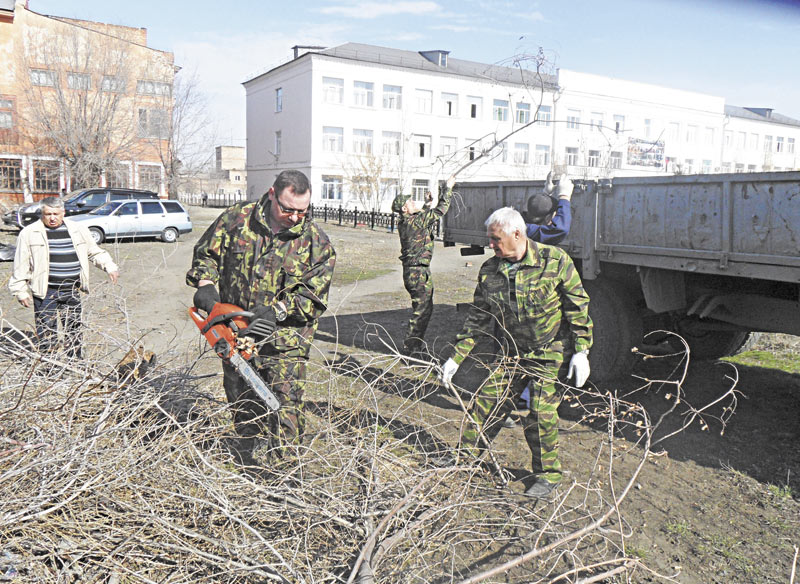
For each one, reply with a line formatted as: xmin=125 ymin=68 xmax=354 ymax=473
xmin=186 ymin=198 xmax=336 ymax=360
xmin=452 ymin=240 xmax=592 ymax=364
xmin=396 ymin=187 xmax=452 ymax=266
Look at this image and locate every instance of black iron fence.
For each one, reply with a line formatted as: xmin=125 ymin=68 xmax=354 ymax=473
xmin=179 ymin=192 xmax=247 ymax=208
xmin=309 ymin=204 xmax=441 ymax=237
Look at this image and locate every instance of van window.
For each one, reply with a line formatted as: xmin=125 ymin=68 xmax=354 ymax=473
xmin=110 ymin=193 xmax=129 ymax=201
xmin=141 ymin=201 xmax=163 ymax=214
xmin=162 ymin=201 xmax=184 ymax=213
xmin=118 ymin=202 xmax=138 ymax=216
xmin=82 ymin=192 xmax=108 ymax=206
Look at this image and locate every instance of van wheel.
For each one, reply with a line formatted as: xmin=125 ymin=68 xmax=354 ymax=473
xmin=89 ymin=227 xmax=104 ymax=244
xmin=161 ymin=227 xmax=178 ymax=243
xmin=583 ymin=278 xmax=643 ymax=382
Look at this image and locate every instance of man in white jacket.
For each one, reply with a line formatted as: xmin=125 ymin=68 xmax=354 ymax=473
xmin=9 ymin=196 xmax=119 ymax=359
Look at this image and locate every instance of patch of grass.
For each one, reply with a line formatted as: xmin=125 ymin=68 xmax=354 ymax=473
xmin=767 ymin=483 xmax=794 ymax=501
xmin=625 ymin=546 xmax=648 ymax=560
xmin=724 ymin=350 xmax=800 ymax=374
xmin=663 ymin=519 xmax=690 ymax=538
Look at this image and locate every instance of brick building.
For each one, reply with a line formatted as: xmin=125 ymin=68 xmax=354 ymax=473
xmin=0 ymin=0 xmax=176 ymax=204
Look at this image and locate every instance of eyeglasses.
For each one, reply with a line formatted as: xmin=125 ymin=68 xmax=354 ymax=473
xmin=274 ymin=197 xmax=309 ymax=217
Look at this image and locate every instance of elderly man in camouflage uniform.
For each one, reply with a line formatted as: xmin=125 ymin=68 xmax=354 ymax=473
xmin=392 ymin=175 xmax=456 ymax=356
xmin=187 ymin=170 xmax=336 ymax=463
xmin=439 ymin=206 xmax=592 ymax=498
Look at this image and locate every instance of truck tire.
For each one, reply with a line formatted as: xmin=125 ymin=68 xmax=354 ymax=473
xmin=670 ymin=328 xmax=760 ymax=360
xmin=583 ymin=279 xmax=643 ymax=381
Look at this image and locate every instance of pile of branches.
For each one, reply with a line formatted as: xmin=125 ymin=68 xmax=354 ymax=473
xmin=0 ymin=319 xmax=739 ymax=583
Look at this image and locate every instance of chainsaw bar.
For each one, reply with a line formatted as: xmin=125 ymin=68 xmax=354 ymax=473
xmin=229 ymin=352 xmax=282 ymax=411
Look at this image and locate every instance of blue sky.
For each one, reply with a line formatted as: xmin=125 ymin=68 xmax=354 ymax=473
xmin=29 ymin=0 xmax=800 ymax=147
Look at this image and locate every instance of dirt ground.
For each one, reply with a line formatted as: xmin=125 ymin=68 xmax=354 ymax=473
xmin=1 ymin=205 xmax=798 ymax=582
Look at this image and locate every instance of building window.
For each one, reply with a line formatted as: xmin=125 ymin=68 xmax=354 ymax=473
xmin=776 ymin=136 xmax=784 ymax=153
xmin=721 ymin=162 xmax=731 ymax=173
xmin=565 ymin=147 xmax=578 ymax=166
xmin=0 ymin=158 xmax=22 ymax=190
xmin=535 ymin=144 xmax=550 ymax=166
xmin=138 ymin=165 xmax=161 ymax=192
xmin=669 ymin=122 xmax=681 ymax=142
xmin=686 ymin=125 xmax=697 ymax=143
xmin=467 ymin=139 xmax=477 ymax=161
xmin=381 ymin=178 xmax=399 ymax=200
xmin=33 ymin=159 xmax=60 ymax=192
xmin=588 ymin=150 xmax=600 ymax=167
xmin=513 ymin=143 xmax=529 ymax=164
xmin=747 ymin=164 xmax=757 ymax=172
xmin=536 ymin=105 xmax=551 ymax=126
xmin=415 ymin=89 xmax=433 ymax=114
xmin=440 ymin=136 xmax=457 ymax=156
xmin=106 ymin=163 xmax=130 ymax=188
xmin=137 ymin=108 xmax=168 ymax=139
xmin=498 ymin=141 xmax=508 ymax=162
xmin=383 ymin=85 xmax=402 ymax=109
xmin=704 ymin=127 xmax=715 ymax=146
xmin=723 ymin=130 xmax=732 ymax=147
xmin=30 ymin=69 xmax=56 ymax=87
xmin=101 ymin=75 xmax=125 ymax=92
xmin=353 ymin=81 xmax=374 ymax=107
xmin=414 ymin=134 xmax=431 ymax=158
xmin=614 ymin=114 xmax=625 ymax=134
xmin=322 ymin=77 xmax=344 ymax=103
xmin=736 ymin=132 xmax=746 ymax=149
xmin=382 ymin=131 xmax=401 ymax=156
xmin=136 ymin=80 xmax=171 ymax=95
xmin=735 ymin=163 xmax=744 ymax=173
xmin=644 ymin=119 xmax=651 ymax=139
xmin=274 ymin=131 xmax=281 ymax=156
xmin=322 ymin=126 xmax=343 ymax=152
xmin=610 ymin=151 xmax=622 ymax=169
xmin=467 ymin=96 xmax=482 ymax=119
xmin=321 ymin=175 xmax=343 ymax=200
xmin=764 ymin=135 xmax=773 ymax=152
xmin=441 ymin=93 xmax=458 ymax=116
xmin=684 ymin=159 xmax=694 ymax=174
xmin=516 ymin=103 xmax=530 ymax=124
xmin=566 ymin=109 xmax=581 ymax=130
xmin=67 ymin=72 xmax=91 ymax=90
xmin=493 ymin=99 xmax=509 ymax=122
xmin=275 ymin=87 xmax=283 ymax=112
xmin=353 ymin=129 xmax=373 ymax=154
xmin=748 ymin=133 xmax=759 ymax=150
xmin=590 ymin=112 xmax=603 ymax=132
xmin=0 ymin=98 xmax=16 ymax=145
xmin=788 ymin=138 xmax=795 ymax=154
xmin=411 ymin=178 xmax=429 ymax=201
xmin=702 ymin=160 xmax=712 ymax=174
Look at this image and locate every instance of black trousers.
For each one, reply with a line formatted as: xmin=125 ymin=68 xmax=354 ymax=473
xmin=33 ymin=287 xmax=83 ymax=358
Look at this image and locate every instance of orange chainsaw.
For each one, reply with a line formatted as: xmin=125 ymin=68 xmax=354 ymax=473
xmin=189 ymin=303 xmax=281 ymax=411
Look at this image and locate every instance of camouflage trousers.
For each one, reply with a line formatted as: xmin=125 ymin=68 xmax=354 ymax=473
xmin=460 ymin=356 xmax=566 ymax=484
xmin=402 ymin=264 xmax=433 ymax=351
xmin=222 ymin=356 xmax=306 ymax=458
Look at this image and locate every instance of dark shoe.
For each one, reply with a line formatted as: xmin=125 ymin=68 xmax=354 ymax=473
xmin=524 ymin=480 xmax=559 ymax=499
xmin=502 ymin=415 xmax=517 ymax=429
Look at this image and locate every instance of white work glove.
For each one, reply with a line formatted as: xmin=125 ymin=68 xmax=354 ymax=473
xmin=543 ymin=171 xmax=555 ymax=195
xmin=438 ymin=358 xmax=459 ymax=387
xmin=567 ymin=351 xmax=590 ymax=388
xmin=446 ymin=174 xmax=456 ymax=190
xmin=556 ymin=176 xmax=574 ymax=201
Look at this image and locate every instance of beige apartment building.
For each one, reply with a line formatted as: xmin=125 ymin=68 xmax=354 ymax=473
xmin=0 ymin=0 xmax=176 ymax=204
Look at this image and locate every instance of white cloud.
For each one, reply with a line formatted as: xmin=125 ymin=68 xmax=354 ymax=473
xmin=520 ymin=11 xmax=545 ymax=22
xmin=320 ymin=1 xmax=441 ymax=19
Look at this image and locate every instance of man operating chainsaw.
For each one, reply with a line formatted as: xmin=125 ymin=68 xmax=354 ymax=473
xmin=187 ymin=170 xmax=336 ymax=464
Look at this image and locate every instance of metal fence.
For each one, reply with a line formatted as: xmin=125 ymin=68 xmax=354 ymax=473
xmin=179 ymin=192 xmax=248 ymax=208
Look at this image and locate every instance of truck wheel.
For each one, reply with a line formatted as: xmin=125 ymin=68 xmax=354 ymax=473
xmin=670 ymin=327 xmax=760 ymax=360
xmin=161 ymin=227 xmax=178 ymax=243
xmin=89 ymin=227 xmax=104 ymax=244
xmin=583 ymin=279 xmax=643 ymax=381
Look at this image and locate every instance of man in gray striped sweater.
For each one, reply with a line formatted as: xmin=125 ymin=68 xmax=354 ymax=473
xmin=9 ymin=196 xmax=119 ymax=359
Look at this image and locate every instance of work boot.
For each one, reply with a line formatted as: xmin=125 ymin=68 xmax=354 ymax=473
xmin=524 ymin=479 xmax=559 ymax=499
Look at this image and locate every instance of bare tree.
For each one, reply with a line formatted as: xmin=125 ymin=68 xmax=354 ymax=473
xmin=341 ymin=152 xmax=400 ymax=212
xmin=17 ymin=25 xmax=141 ymax=194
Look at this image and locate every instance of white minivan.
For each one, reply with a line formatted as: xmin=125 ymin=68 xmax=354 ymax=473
xmin=70 ymin=199 xmax=193 ymax=243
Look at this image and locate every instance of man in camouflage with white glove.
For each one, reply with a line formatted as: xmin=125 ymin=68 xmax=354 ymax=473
xmin=439 ymin=206 xmax=592 ymax=498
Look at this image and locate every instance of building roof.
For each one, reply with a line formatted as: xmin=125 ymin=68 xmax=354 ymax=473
xmin=726 ymin=105 xmax=800 ymax=128
xmin=245 ymin=42 xmax=559 ymax=89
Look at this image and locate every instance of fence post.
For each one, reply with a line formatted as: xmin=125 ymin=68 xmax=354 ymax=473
xmin=338 ymin=205 xmax=342 ymax=225
xmin=391 ymin=212 xmax=395 ymax=233
xmin=370 ymin=210 xmax=375 ymax=230
xmin=323 ymin=204 xmax=328 ymax=222
xmin=353 ymin=207 xmax=358 ymax=228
